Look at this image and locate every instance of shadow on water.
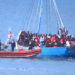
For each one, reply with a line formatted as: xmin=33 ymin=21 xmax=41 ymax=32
xmin=26 ymin=55 xmax=75 ymax=61
xmin=11 ymin=55 xmax=75 ymax=61
xmin=0 ymin=55 xmax=75 ymax=62
xmin=31 ymin=55 xmax=70 ymax=60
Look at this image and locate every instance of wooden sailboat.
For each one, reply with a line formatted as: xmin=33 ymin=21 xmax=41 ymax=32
xmin=39 ymin=0 xmax=75 ymax=56
xmin=16 ymin=0 xmax=75 ymax=56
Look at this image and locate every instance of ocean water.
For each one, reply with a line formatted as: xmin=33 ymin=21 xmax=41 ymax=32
xmin=0 ymin=56 xmax=75 ymax=75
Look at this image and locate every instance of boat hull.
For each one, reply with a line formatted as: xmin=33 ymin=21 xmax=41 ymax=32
xmin=0 ymin=48 xmax=41 ymax=58
xmin=39 ymin=46 xmax=75 ymax=56
xmin=65 ymin=46 xmax=75 ymax=56
xmin=17 ymin=45 xmax=75 ymax=56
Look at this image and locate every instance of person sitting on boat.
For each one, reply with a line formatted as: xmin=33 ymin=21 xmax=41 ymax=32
xmin=45 ymin=35 xmax=51 ymax=47
xmin=60 ymin=38 xmax=64 ymax=47
xmin=20 ymin=33 xmax=25 ymax=41
xmin=35 ymin=34 xmax=39 ymax=40
xmin=10 ymin=40 xmax=16 ymax=51
xmin=53 ymin=36 xmax=59 ymax=47
xmin=24 ymin=37 xmax=29 ymax=46
xmin=29 ymin=33 xmax=33 ymax=40
xmin=29 ymin=38 xmax=36 ymax=49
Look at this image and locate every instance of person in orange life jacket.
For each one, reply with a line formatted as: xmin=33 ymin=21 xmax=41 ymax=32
xmin=51 ymin=35 xmax=55 ymax=41
xmin=53 ymin=37 xmax=58 ymax=47
xmin=50 ymin=35 xmax=56 ymax=46
xmin=50 ymin=35 xmax=57 ymax=47
xmin=45 ymin=35 xmax=51 ymax=47
xmin=35 ymin=34 xmax=39 ymax=40
xmin=60 ymin=38 xmax=64 ymax=46
xmin=46 ymin=35 xmax=51 ymax=42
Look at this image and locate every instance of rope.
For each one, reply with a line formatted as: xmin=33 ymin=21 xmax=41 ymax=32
xmin=52 ymin=0 xmax=64 ymax=29
xmin=18 ymin=0 xmax=35 ymax=31
xmin=49 ymin=0 xmax=52 ymax=34
xmin=26 ymin=0 xmax=36 ymax=31
xmin=46 ymin=0 xmax=48 ymax=34
xmin=31 ymin=0 xmax=40 ymax=33
xmin=37 ymin=0 xmax=43 ymax=34
xmin=46 ymin=0 xmax=51 ymax=34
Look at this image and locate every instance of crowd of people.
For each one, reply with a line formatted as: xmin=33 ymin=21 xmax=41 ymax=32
xmin=17 ymin=28 xmax=75 ymax=49
xmin=0 ymin=28 xmax=75 ymax=50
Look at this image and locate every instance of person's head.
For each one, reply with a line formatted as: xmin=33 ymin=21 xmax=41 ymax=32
xmin=12 ymin=40 xmax=15 ymax=43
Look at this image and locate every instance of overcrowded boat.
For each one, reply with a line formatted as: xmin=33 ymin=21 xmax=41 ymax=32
xmin=16 ymin=0 xmax=75 ymax=56
xmin=0 ymin=0 xmax=75 ymax=58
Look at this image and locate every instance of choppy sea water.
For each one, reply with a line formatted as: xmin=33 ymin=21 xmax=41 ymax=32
xmin=0 ymin=56 xmax=75 ymax=75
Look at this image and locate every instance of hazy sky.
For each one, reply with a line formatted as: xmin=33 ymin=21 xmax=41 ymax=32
xmin=0 ymin=0 xmax=75 ymax=42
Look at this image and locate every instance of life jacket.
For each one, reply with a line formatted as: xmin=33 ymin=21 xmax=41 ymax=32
xmin=46 ymin=38 xmax=51 ymax=42
xmin=60 ymin=38 xmax=63 ymax=43
xmin=43 ymin=35 xmax=46 ymax=40
xmin=54 ymin=38 xmax=57 ymax=42
xmin=35 ymin=35 xmax=40 ymax=42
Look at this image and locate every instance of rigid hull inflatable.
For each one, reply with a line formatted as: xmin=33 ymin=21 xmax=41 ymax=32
xmin=0 ymin=48 xmax=41 ymax=58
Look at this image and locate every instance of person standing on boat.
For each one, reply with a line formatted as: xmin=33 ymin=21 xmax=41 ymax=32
xmin=66 ymin=39 xmax=70 ymax=48
xmin=5 ymin=31 xmax=14 ymax=49
xmin=40 ymin=35 xmax=44 ymax=46
xmin=58 ymin=28 xmax=62 ymax=36
xmin=0 ymin=40 xmax=3 ymax=51
xmin=11 ymin=40 xmax=16 ymax=51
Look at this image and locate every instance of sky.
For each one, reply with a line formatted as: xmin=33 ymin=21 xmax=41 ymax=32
xmin=0 ymin=0 xmax=75 ymax=42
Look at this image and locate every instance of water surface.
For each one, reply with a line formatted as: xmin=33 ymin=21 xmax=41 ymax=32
xmin=0 ymin=56 xmax=75 ymax=75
